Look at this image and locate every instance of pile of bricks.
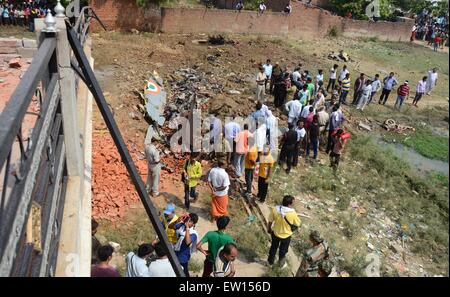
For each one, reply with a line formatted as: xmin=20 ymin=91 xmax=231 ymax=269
xmin=91 ymin=132 xmax=187 ymax=222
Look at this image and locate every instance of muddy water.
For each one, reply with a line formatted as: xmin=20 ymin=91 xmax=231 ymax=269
xmin=376 ymin=138 xmax=449 ymax=176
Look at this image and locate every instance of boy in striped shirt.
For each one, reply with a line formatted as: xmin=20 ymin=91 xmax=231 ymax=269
xmin=339 ymin=73 xmax=351 ymax=104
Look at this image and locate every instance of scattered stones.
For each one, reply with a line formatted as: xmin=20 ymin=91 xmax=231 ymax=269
xmin=389 ymin=243 xmax=404 ymax=254
xmin=227 ymin=89 xmax=241 ymax=95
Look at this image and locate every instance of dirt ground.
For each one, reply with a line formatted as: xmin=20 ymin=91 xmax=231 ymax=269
xmin=89 ymin=31 xmax=449 ymax=277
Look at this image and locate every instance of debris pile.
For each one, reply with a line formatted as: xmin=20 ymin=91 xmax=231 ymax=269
xmin=382 ymin=119 xmax=415 ymax=133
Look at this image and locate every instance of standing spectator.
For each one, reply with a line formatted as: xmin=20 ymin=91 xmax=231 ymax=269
xmin=234 ymin=123 xmax=253 ymax=177
xmin=2 ymin=5 xmax=9 ymax=25
xmin=285 ymin=96 xmax=302 ymax=125
xmin=91 ymin=218 xmax=101 ymax=265
xmin=283 ymin=3 xmax=292 ymax=15
xmin=412 ymin=76 xmax=427 ymax=107
xmin=315 ymin=69 xmax=324 ymax=93
xmin=433 ymin=34 xmax=442 ymax=51
xmin=258 ymin=2 xmax=267 ymax=14
xmin=144 ymin=132 xmax=161 ymax=197
xmin=182 ymin=153 xmax=202 ymax=210
xmin=356 ymin=80 xmax=373 ymax=111
xmin=326 ymin=104 xmax=345 ymax=154
xmin=329 ymin=129 xmax=347 ymax=173
xmin=352 ymin=73 xmax=365 ymax=105
xmin=339 ymin=73 xmax=351 ymax=104
xmin=173 ymin=213 xmax=199 ymax=277
xmin=147 ymin=242 xmax=176 ymax=277
xmin=257 ymin=145 xmax=274 ymax=203
xmin=208 ymin=158 xmax=231 ymax=221
xmin=255 ymin=66 xmax=267 ymax=102
xmin=125 ymin=244 xmax=154 ymax=277
xmin=293 ymin=119 xmax=306 ymax=167
xmin=91 ymin=245 xmax=121 ymax=277
xmin=326 ymin=64 xmax=339 ymax=93
xmin=368 ymin=74 xmax=381 ymax=104
xmin=273 ymin=73 xmax=289 ymax=108
xmin=267 ymin=195 xmax=301 ymax=268
xmin=0 ymin=5 xmax=4 ymax=26
xmin=262 ymin=59 xmax=273 ymax=92
xmin=213 ymin=243 xmax=238 ymax=277
xmin=270 ymin=62 xmax=282 ymax=94
xmin=244 ymin=145 xmax=258 ymax=197
xmin=394 ymin=81 xmax=410 ymax=110
xmin=426 ymin=68 xmax=438 ymax=95
xmin=306 ymin=115 xmax=320 ymax=161
xmin=378 ymin=72 xmax=398 ymax=105
xmin=235 ymin=0 xmax=244 ymax=12
xmin=197 ymin=216 xmax=234 ymax=277
xmin=224 ymin=117 xmax=241 ymax=165
xmin=279 ymin=122 xmax=298 ymax=173
xmin=338 ymin=65 xmax=349 ymax=85
xmin=159 ymin=203 xmax=179 ymax=246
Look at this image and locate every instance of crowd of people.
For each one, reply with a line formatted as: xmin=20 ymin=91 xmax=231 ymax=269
xmin=411 ymin=8 xmax=449 ymax=51
xmin=90 ymin=52 xmax=439 ymax=277
xmin=0 ymin=0 xmax=50 ymax=32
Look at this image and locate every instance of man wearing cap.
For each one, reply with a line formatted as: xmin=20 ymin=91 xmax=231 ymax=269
xmin=144 ymin=126 xmax=161 ymax=197
xmin=296 ymin=230 xmax=331 ymax=277
xmin=394 ymin=81 xmax=410 ymax=110
xmin=159 ymin=204 xmax=178 ymax=246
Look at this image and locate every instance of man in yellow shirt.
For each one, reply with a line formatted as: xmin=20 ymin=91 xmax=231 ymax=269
xmin=182 ymin=153 xmax=203 ymax=210
xmin=257 ymin=145 xmax=274 ymax=203
xmin=244 ymin=146 xmax=258 ymax=197
xmin=267 ymin=195 xmax=301 ymax=268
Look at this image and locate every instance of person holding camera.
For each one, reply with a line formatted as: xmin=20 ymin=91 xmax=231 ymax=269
xmin=170 ymin=213 xmax=199 ymax=277
xmin=182 ymin=153 xmax=202 ymax=210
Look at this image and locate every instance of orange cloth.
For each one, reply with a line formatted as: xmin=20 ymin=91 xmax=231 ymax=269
xmin=211 ymin=194 xmax=229 ymax=218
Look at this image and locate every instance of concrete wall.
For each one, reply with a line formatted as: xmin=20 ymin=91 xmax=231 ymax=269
xmin=90 ymin=0 xmax=414 ymax=41
xmin=0 ymin=38 xmax=37 ymax=59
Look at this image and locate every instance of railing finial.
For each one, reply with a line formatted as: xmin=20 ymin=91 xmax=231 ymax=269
xmin=42 ymin=9 xmax=57 ymax=33
xmin=55 ymin=0 xmax=66 ymax=18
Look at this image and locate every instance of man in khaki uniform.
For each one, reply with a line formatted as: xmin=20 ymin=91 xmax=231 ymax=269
xmin=144 ymin=126 xmax=161 ymax=196
xmin=256 ymin=66 xmax=267 ymax=101
xmin=296 ymin=230 xmax=332 ymax=277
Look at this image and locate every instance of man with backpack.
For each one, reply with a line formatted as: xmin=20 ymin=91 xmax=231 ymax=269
xmin=267 ymin=195 xmax=301 ymax=268
xmin=296 ymin=230 xmax=332 ymax=277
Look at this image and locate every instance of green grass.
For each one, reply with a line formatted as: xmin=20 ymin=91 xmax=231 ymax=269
xmin=383 ymin=128 xmax=449 ymax=161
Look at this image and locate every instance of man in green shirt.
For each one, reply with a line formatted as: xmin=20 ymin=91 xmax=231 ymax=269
xmin=307 ymin=77 xmax=315 ymax=99
xmin=197 ymin=216 xmax=234 ymax=277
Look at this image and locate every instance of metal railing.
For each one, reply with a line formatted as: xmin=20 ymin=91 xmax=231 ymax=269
xmin=0 ymin=33 xmax=67 ymax=276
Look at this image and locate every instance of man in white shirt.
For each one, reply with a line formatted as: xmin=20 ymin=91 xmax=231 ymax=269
xmin=125 ymin=244 xmax=154 ymax=277
xmin=368 ymin=74 xmax=381 ymax=104
xmin=313 ymin=90 xmax=325 ymax=109
xmin=338 ymin=65 xmax=349 ymax=84
xmin=300 ymin=99 xmax=315 ymax=120
xmin=256 ymin=66 xmax=267 ymax=101
xmin=356 ymin=80 xmax=373 ymax=111
xmin=285 ymin=98 xmax=302 ymax=124
xmin=315 ymin=69 xmax=324 ymax=92
xmin=413 ymin=76 xmax=428 ymax=107
xmin=258 ymin=2 xmax=267 ymax=14
xmin=224 ymin=118 xmax=241 ymax=165
xmin=146 ymin=242 xmax=176 ymax=277
xmin=262 ymin=59 xmax=273 ymax=92
xmin=208 ymin=158 xmax=231 ymax=220
xmin=327 ymin=64 xmax=339 ymax=92
xmin=213 ymin=243 xmax=238 ymax=277
xmin=426 ymin=68 xmax=438 ymax=95
xmin=293 ymin=120 xmax=306 ymax=167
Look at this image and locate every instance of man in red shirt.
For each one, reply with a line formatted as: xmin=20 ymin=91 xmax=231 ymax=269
xmin=394 ymin=81 xmax=410 ymax=110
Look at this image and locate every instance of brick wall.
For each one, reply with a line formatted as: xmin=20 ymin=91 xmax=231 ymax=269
xmin=90 ymin=0 xmax=414 ymax=41
xmin=216 ymin=0 xmax=290 ymax=11
xmin=90 ymin=0 xmax=161 ymax=32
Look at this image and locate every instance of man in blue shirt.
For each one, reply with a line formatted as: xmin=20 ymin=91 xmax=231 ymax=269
xmin=262 ymin=59 xmax=273 ymax=92
xmin=378 ymin=72 xmax=398 ymax=105
xmin=171 ymin=213 xmax=199 ymax=277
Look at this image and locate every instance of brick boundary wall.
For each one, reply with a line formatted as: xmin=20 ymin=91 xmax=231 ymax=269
xmin=90 ymin=0 xmax=414 ymax=42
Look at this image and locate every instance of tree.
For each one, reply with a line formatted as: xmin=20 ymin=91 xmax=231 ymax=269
xmin=329 ymin=0 xmax=392 ymax=20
